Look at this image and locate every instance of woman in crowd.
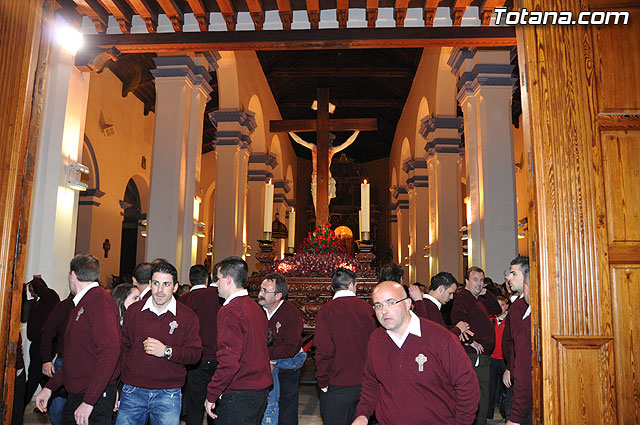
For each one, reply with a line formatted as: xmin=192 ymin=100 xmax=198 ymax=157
xmin=111 ymin=284 xmax=140 ymax=326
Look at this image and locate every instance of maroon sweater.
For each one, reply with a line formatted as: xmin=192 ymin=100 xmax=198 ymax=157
xmin=207 ymin=295 xmax=272 ymax=401
xmin=315 ymin=295 xmax=377 ymax=388
xmin=179 ymin=286 xmax=222 ymax=361
xmin=502 ymin=297 xmax=527 ymax=371
xmin=45 ymin=286 xmax=120 ymax=406
xmin=450 ymin=289 xmax=501 ymax=355
xmin=413 ymin=298 xmax=462 ymax=337
xmin=506 ymin=303 xmax=532 ymax=423
xmin=267 ymin=300 xmax=303 ymax=364
xmin=121 ymin=299 xmax=202 ymax=389
xmin=40 ymin=296 xmax=74 ymax=362
xmin=357 ymin=317 xmax=480 ymax=425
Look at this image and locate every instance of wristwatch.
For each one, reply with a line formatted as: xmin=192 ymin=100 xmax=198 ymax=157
xmin=163 ymin=345 xmax=173 ymax=359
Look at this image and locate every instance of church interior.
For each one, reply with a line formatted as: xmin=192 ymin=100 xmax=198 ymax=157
xmin=2 ymin=0 xmax=639 ymax=423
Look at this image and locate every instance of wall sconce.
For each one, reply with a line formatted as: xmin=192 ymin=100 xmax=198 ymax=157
xmin=66 ymin=160 xmax=89 ymax=191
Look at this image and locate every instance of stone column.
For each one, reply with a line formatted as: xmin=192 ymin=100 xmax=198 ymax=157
xmin=25 ymin=44 xmax=90 ymax=296
xmin=247 ymin=153 xmax=277 ymax=272
xmin=209 ymin=109 xmax=256 ymax=263
xmin=421 ymin=115 xmax=464 ymax=279
xmin=403 ymin=160 xmax=430 ymax=283
xmin=146 ymin=55 xmax=216 ymax=282
xmin=391 ymin=186 xmax=410 ymax=280
xmin=449 ymin=47 xmax=518 ymax=280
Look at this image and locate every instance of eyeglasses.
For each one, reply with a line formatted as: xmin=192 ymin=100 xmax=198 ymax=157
xmin=372 ymin=297 xmax=409 ymax=311
xmin=259 ymin=288 xmax=277 ymax=294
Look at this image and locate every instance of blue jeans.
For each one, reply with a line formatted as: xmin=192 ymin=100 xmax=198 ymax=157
xmin=49 ymin=357 xmax=66 ymax=425
xmin=261 ymin=351 xmax=307 ymax=425
xmin=115 ymin=384 xmax=182 ymax=425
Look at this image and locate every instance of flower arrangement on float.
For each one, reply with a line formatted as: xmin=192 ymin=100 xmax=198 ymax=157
xmin=270 ymin=222 xmax=360 ymax=277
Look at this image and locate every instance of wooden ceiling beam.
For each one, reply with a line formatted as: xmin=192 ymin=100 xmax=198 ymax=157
xmin=214 ymin=0 xmax=236 ymax=30
xmin=423 ymin=0 xmax=439 ymax=26
xmin=336 ymin=0 xmax=349 ymax=29
xmin=245 ymin=0 xmax=264 ymax=30
xmin=306 ymin=0 xmax=320 ymax=29
xmin=451 ymin=0 xmax=473 ymax=25
xmin=281 ymin=99 xmax=402 ymax=108
xmin=127 ymin=0 xmax=158 ymax=32
xmin=481 ymin=0 xmax=506 ymax=25
xmin=275 ymin=0 xmax=292 ymax=30
xmin=270 ymin=118 xmax=377 ymax=132
xmin=99 ymin=0 xmax=133 ymax=33
xmin=72 ymin=0 xmax=109 ymax=32
xmin=80 ymin=26 xmax=516 ymax=53
xmin=366 ymin=0 xmax=378 ymax=27
xmin=185 ymin=0 xmax=210 ymax=31
xmin=156 ymin=0 xmax=184 ymax=31
xmin=269 ymin=68 xmax=411 ymax=77
xmin=394 ymin=0 xmax=410 ymax=27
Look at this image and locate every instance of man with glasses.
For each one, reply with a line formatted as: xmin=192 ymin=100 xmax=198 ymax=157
xmin=116 ymin=261 xmax=203 ymax=425
xmin=353 ymin=281 xmax=479 ymax=425
xmin=257 ymin=273 xmax=304 ymax=425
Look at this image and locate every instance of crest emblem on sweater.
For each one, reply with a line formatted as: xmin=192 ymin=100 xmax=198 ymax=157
xmin=75 ymin=307 xmax=84 ymax=322
xmin=169 ymin=320 xmax=178 ymax=334
xmin=415 ymin=353 xmax=427 ymax=372
xmin=275 ymin=322 xmax=281 ymax=333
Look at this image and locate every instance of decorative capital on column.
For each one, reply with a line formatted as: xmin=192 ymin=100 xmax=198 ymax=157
xmin=151 ymin=56 xmax=215 ymax=100
xmin=390 ymin=185 xmax=409 ymax=211
xmin=209 ymin=108 xmax=257 ymax=133
xmin=75 ymin=47 xmax=121 ymax=72
xmin=402 ymin=159 xmax=428 ymax=189
xmin=249 ymin=152 xmax=278 ymax=169
xmin=419 ymin=115 xmax=464 ymax=139
xmin=419 ymin=115 xmax=464 ymax=158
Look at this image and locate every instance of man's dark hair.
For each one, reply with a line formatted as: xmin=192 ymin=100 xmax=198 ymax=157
xmin=133 ymin=262 xmax=152 ymax=285
xmin=510 ymin=256 xmax=530 ymax=283
xmin=429 ymin=272 xmax=458 ymax=292
xmin=332 ymin=267 xmax=356 ymax=291
xmin=150 ymin=261 xmax=178 ymax=286
xmin=265 ymin=273 xmax=288 ymax=298
xmin=218 ymin=256 xmax=248 ymax=288
xmin=151 ymin=258 xmax=168 ymax=265
xmin=189 ymin=264 xmax=209 ymax=286
xmin=464 ymin=266 xmax=485 ymax=281
xmin=211 ymin=262 xmax=221 ymax=283
xmin=70 ymin=254 xmax=100 ymax=282
xmin=378 ymin=263 xmax=404 ymax=284
xmin=111 ymin=283 xmax=137 ymax=318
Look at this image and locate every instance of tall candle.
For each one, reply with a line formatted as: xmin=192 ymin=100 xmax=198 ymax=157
xmin=361 ymin=179 xmax=370 ymax=234
xmin=263 ymin=180 xmax=274 ymax=235
xmin=358 ymin=209 xmax=362 ymax=239
xmin=288 ymin=209 xmax=296 ymax=249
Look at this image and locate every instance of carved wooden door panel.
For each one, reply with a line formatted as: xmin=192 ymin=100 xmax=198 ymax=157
xmin=518 ymin=0 xmax=640 ymax=423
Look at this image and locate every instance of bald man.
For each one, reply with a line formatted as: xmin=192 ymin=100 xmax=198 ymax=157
xmin=353 ymin=282 xmax=480 ymax=425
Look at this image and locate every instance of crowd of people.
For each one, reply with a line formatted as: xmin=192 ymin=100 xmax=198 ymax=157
xmin=14 ymin=253 xmax=532 ymax=425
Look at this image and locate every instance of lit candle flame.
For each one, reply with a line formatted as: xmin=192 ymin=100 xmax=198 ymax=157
xmin=364 ymin=179 xmax=368 ymax=184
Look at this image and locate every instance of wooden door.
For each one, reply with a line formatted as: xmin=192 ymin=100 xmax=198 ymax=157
xmin=518 ymin=0 xmax=640 ymax=423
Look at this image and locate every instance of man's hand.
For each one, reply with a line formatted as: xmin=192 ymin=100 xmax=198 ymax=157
xmin=321 ymin=387 xmax=328 ymax=393
xmin=205 ymin=399 xmax=218 ymax=419
xmin=503 ymin=369 xmax=512 ymax=388
xmin=352 ymin=416 xmax=369 ymax=425
xmin=143 ymin=337 xmax=166 ymax=358
xmin=408 ymin=285 xmax=423 ymax=302
xmin=34 ymin=388 xmax=52 ymax=412
xmin=505 ymin=421 xmax=520 ymax=425
xmin=74 ymin=402 xmax=94 ymax=425
xmin=270 ymin=360 xmax=276 ymax=373
xmin=42 ymin=361 xmax=55 ymax=377
xmin=470 ymin=341 xmax=484 ymax=355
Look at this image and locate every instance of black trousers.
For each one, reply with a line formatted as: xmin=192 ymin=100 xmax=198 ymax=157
xmin=319 ymin=384 xmax=361 ymax=425
xmin=12 ymin=369 xmax=26 ymax=425
xmin=215 ymin=388 xmax=268 ymax=425
xmin=278 ymin=369 xmax=301 ymax=425
xmin=62 ymin=382 xmax=117 ymax=425
xmin=184 ymin=359 xmax=217 ymax=425
xmin=24 ymin=340 xmax=48 ymax=409
xmin=487 ymin=358 xmax=506 ymax=419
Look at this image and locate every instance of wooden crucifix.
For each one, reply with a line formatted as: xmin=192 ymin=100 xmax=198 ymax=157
xmin=270 ymin=88 xmax=377 ymax=226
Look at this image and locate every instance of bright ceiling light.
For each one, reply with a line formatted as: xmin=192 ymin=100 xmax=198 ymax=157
xmin=55 ymin=20 xmax=83 ymax=56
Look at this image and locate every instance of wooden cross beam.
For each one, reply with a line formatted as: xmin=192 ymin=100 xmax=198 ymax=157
xmin=270 ymin=88 xmax=377 ymax=226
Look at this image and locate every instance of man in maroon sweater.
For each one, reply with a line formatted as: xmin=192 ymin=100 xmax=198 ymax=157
xmin=205 ymin=256 xmax=272 ymax=425
xmin=409 ymin=271 xmax=473 ymax=340
xmin=35 ymin=254 xmax=121 ymax=425
xmin=179 ymin=264 xmax=222 ymax=425
xmin=315 ymin=267 xmax=377 ymax=425
xmin=353 ymin=281 xmax=480 ymax=425
xmin=451 ymin=266 xmax=502 ymax=425
xmin=116 ymin=261 xmax=202 ymax=425
xmin=132 ymin=262 xmax=152 ymax=301
xmin=504 ymin=256 xmax=532 ymax=425
xmin=257 ymin=272 xmax=303 ymax=425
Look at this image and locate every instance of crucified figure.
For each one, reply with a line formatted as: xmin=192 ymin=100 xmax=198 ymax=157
xmin=289 ymin=130 xmax=360 ymax=207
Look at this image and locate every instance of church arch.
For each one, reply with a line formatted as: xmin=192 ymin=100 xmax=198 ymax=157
xmin=269 ymin=134 xmax=284 ymax=181
xmin=415 ymin=97 xmax=430 ymax=154
xmin=248 ymin=94 xmax=266 ymax=152
xmin=118 ymin=178 xmax=143 ymax=280
xmin=400 ymin=137 xmax=412 ymax=182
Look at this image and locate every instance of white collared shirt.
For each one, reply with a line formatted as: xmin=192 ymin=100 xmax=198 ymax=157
xmin=510 ymin=293 xmax=523 ymax=303
xmin=423 ymin=293 xmax=442 ymax=310
xmin=190 ymin=284 xmax=207 ymax=292
xmin=522 ymin=305 xmax=531 ymax=320
xmin=73 ymin=283 xmax=99 ymax=306
xmin=209 ymin=283 xmax=218 ymax=288
xmin=223 ymin=289 xmax=248 ymax=306
xmin=141 ymin=295 xmax=177 ymax=316
xmin=387 ymin=311 xmax=422 ymax=348
xmin=264 ymin=300 xmax=284 ymax=320
xmin=139 ymin=285 xmax=151 ymax=299
xmin=333 ymin=289 xmax=356 ymax=299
